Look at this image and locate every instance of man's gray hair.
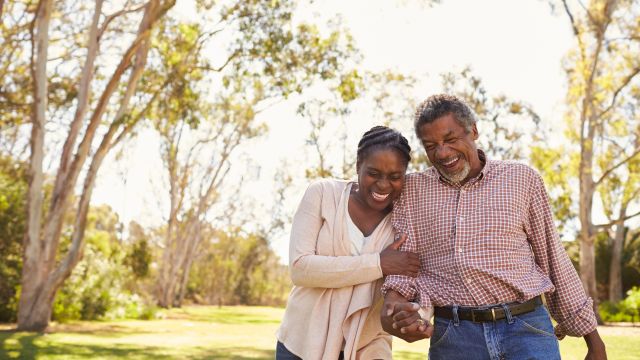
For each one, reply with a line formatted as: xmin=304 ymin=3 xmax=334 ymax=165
xmin=414 ymin=94 xmax=477 ymax=138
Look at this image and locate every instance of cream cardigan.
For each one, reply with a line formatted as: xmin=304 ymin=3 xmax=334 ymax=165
xmin=277 ymin=179 xmax=394 ymax=360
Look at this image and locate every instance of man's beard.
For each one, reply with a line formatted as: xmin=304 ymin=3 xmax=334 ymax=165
xmin=436 ymin=159 xmax=470 ymax=185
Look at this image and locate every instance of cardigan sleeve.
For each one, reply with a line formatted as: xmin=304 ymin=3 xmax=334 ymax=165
xmin=289 ymin=181 xmax=384 ymax=288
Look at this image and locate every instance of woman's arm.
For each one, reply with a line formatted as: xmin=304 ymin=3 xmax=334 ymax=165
xmin=289 ymin=182 xmax=382 ymax=288
xmin=289 ymin=181 xmax=418 ymax=288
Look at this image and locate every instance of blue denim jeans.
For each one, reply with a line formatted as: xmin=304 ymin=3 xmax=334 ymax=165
xmin=276 ymin=341 xmax=345 ymax=360
xmin=276 ymin=341 xmax=302 ymax=360
xmin=429 ymin=304 xmax=561 ymax=360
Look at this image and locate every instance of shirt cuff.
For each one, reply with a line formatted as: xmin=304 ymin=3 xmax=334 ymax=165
xmin=381 ymin=276 xmax=417 ymax=302
xmin=554 ymin=297 xmax=598 ymax=339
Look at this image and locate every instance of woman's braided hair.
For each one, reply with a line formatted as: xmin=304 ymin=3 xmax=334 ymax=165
xmin=356 ymin=126 xmax=411 ymax=168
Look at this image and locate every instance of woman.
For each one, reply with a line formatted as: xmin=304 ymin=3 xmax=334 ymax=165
xmin=276 ymin=126 xmax=420 ymax=359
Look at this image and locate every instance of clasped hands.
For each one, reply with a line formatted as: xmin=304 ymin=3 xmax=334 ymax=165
xmin=380 ymin=290 xmax=434 ymax=342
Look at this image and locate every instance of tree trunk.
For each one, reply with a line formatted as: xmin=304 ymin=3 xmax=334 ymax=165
xmin=17 ymin=0 xmax=174 ymax=331
xmin=17 ymin=0 xmax=53 ymax=332
xmin=578 ymin=114 xmax=601 ymax=322
xmin=608 ymin=213 xmax=626 ymax=302
xmin=175 ymin=225 xmax=203 ymax=307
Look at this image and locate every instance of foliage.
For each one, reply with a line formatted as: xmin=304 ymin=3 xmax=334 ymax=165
xmin=145 ymin=0 xmax=357 ymax=308
xmin=556 ymin=0 xmax=640 ymax=305
xmin=440 ymin=67 xmax=541 ymax=161
xmin=300 ymin=70 xmax=417 ymax=180
xmin=0 ymin=156 xmax=27 ymax=322
xmin=187 ymin=229 xmax=290 ymax=306
xmin=52 ymin=207 xmax=156 ymax=322
xmin=599 ymin=287 xmax=640 ymax=323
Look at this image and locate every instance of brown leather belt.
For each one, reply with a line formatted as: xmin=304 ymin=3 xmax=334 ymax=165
xmin=434 ymin=295 xmax=543 ymax=322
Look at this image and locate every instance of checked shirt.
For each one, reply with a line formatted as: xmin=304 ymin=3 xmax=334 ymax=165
xmin=381 ymin=151 xmax=597 ymax=338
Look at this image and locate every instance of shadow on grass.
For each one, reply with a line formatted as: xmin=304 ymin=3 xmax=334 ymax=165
xmin=0 ymin=330 xmax=177 ymax=360
xmin=1 ymin=331 xmax=276 ymax=360
xmin=190 ymin=346 xmax=276 ymax=360
xmin=168 ymin=309 xmax=280 ymax=325
xmin=49 ymin=323 xmax=159 ymax=338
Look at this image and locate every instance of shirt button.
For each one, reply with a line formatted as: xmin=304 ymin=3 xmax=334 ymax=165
xmin=466 ymin=278 xmax=472 ymax=284
xmin=458 ymin=248 xmax=463 ymax=253
xmin=459 ymin=216 xmax=465 ymax=221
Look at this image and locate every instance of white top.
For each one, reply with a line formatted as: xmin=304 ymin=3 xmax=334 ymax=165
xmin=346 ymin=197 xmax=371 ymax=255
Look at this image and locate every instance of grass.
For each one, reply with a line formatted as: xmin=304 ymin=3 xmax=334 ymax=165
xmin=0 ymin=306 xmax=638 ymax=359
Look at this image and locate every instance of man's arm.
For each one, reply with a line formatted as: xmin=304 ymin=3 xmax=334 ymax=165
xmin=525 ymin=172 xmax=606 ymax=359
xmin=584 ymin=330 xmax=607 ymax=360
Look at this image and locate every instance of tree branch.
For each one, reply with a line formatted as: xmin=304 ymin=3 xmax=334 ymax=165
xmin=595 ymin=65 xmax=640 ymax=120
xmin=594 ymin=146 xmax=640 ymax=187
xmin=595 ymin=209 xmax=640 ymax=230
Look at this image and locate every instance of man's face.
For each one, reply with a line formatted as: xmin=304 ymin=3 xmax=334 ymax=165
xmin=418 ymin=113 xmax=480 ymax=185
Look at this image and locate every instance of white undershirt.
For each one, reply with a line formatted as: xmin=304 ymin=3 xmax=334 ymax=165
xmin=346 ymin=197 xmax=371 ymax=255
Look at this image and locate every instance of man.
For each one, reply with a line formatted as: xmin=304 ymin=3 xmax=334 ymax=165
xmin=380 ymin=94 xmax=607 ymax=359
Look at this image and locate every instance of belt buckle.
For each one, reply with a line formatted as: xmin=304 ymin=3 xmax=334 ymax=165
xmin=471 ymin=308 xmax=496 ymax=322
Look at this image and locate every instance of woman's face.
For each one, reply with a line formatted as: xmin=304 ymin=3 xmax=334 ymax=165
xmin=355 ymin=148 xmax=407 ymax=212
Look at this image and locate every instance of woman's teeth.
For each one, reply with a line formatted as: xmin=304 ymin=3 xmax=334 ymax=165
xmin=372 ymin=192 xmax=389 ymax=201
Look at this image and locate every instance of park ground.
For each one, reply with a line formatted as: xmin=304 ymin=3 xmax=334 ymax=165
xmin=1 ymin=306 xmax=639 ymax=359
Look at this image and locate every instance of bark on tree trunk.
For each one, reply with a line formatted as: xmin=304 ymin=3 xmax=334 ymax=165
xmin=578 ymin=117 xmax=601 ymax=323
xmin=175 ymin=225 xmax=203 ymax=307
xmin=17 ymin=0 xmax=173 ymax=331
xmin=17 ymin=0 xmax=53 ymax=332
xmin=608 ymin=215 xmax=626 ymax=302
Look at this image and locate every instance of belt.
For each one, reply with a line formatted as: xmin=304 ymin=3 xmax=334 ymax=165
xmin=434 ymin=295 xmax=543 ymax=323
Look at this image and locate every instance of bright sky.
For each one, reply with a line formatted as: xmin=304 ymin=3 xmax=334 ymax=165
xmin=92 ymin=0 xmax=574 ymax=263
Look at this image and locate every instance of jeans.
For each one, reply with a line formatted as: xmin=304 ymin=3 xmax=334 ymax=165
xmin=429 ymin=304 xmax=561 ymax=360
xmin=276 ymin=341 xmax=302 ymax=360
xmin=276 ymin=341 xmax=345 ymax=360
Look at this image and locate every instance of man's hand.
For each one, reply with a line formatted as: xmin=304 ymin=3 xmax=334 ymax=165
xmin=380 ymin=290 xmax=432 ymax=342
xmin=380 ymin=234 xmax=420 ymax=277
xmin=584 ymin=329 xmax=607 ymax=360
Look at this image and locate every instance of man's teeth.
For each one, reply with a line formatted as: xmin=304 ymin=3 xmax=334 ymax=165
xmin=372 ymin=192 xmax=389 ymax=201
xmin=442 ymin=157 xmax=458 ymax=166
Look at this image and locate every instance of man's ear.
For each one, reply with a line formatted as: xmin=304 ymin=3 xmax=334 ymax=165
xmin=471 ymin=123 xmax=479 ymax=140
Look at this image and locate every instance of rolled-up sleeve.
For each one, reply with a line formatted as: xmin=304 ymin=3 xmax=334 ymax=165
xmin=381 ymin=187 xmax=423 ymax=305
xmin=289 ymin=181 xmax=383 ymax=289
xmin=525 ymin=173 xmax=598 ymax=338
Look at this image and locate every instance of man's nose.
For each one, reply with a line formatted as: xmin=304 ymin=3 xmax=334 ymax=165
xmin=434 ymin=144 xmax=453 ymax=159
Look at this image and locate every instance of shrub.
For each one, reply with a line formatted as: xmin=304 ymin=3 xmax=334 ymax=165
xmin=599 ymin=287 xmax=640 ymax=323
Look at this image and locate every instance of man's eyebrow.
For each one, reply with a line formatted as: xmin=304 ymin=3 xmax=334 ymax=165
xmin=423 ymin=129 xmax=455 ymax=143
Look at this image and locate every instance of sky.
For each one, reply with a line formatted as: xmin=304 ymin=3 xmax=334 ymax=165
xmin=91 ymin=0 xmax=575 ymax=263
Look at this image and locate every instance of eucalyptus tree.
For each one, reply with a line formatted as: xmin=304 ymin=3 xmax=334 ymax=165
xmin=558 ymin=0 xmax=640 ymax=308
xmin=147 ymin=1 xmax=358 ymax=308
xmin=15 ymin=0 xmax=175 ymax=331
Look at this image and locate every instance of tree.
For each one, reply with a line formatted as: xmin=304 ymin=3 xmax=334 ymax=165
xmin=559 ymin=0 xmax=640 ymax=312
xmin=299 ymin=70 xmax=417 ymax=180
xmin=440 ymin=67 xmax=542 ymax=161
xmin=16 ymin=0 xmax=176 ymax=331
xmin=148 ymin=1 xmax=357 ymax=308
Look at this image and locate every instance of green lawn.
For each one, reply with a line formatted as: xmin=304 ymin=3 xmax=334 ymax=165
xmin=0 ymin=306 xmax=638 ymax=359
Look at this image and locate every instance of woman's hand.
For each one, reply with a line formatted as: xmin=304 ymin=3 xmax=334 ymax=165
xmin=380 ymin=234 xmax=420 ymax=276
